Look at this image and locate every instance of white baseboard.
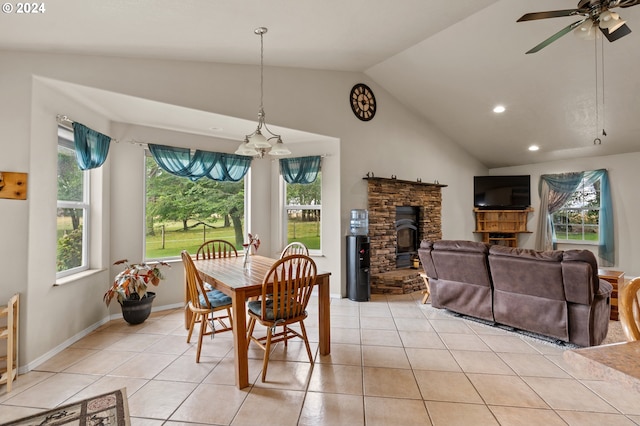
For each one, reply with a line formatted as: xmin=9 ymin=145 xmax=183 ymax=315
xmin=20 ymin=302 xmax=184 ymax=374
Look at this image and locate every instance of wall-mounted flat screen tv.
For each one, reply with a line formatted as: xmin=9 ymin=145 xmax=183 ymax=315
xmin=474 ymin=175 xmax=531 ymax=210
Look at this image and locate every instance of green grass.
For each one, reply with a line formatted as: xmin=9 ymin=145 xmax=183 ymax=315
xmin=145 ymin=219 xmax=321 ymax=259
xmin=287 ymin=220 xmax=320 ymax=250
xmin=565 ymin=233 xmax=599 ymax=242
xmin=146 ymin=221 xmax=242 ymax=259
xmin=55 ymin=216 xmax=325 ymax=261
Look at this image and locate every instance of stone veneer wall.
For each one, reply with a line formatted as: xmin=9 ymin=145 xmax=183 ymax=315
xmin=366 ymin=178 xmax=444 ymax=275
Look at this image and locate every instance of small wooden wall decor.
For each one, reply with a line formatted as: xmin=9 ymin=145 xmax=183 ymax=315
xmin=0 ymin=172 xmax=28 ymax=200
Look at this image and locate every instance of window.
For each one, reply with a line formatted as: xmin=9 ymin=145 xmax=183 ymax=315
xmin=57 ymin=126 xmax=90 ymax=277
xmin=144 ymin=154 xmax=246 ymax=259
xmin=552 ymin=176 xmax=601 ymax=243
xmin=284 ymin=173 xmax=321 ymax=252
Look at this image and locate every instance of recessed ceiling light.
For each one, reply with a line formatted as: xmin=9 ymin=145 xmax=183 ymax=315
xmin=528 ymin=145 xmax=539 ymax=151
xmin=493 ymin=105 xmax=506 ymax=113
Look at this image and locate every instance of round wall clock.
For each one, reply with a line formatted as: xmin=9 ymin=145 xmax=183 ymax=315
xmin=350 ymin=83 xmax=376 ymax=121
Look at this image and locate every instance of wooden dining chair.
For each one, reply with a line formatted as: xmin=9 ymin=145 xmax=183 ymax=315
xmin=620 ymin=277 xmax=640 ymax=341
xmin=182 ymin=250 xmax=233 ymax=362
xmin=196 ymin=239 xmax=238 ymax=260
xmin=280 ymin=241 xmax=309 ymax=258
xmin=246 ymin=254 xmax=317 ymax=382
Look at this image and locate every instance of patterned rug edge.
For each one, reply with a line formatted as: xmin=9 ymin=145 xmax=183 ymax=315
xmin=3 ymin=388 xmax=130 ymax=426
xmin=428 ymin=303 xmax=625 ymax=349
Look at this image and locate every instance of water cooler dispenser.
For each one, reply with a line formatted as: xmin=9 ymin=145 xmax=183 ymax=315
xmin=347 ymin=209 xmax=370 ymax=302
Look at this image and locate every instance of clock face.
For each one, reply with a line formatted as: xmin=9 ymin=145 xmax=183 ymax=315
xmin=350 ymin=83 xmax=376 ymax=121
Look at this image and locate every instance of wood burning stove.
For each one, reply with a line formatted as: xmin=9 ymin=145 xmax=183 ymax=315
xmin=396 ymin=206 xmax=419 ymax=268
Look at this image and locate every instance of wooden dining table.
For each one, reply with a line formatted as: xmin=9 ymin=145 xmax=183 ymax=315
xmin=191 ymin=255 xmax=331 ymax=389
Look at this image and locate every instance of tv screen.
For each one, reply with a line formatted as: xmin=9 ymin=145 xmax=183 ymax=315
xmin=474 ymin=175 xmax=531 ymax=210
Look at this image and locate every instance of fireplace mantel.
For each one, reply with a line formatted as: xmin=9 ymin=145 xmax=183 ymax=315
xmin=363 ymin=176 xmax=447 ymax=188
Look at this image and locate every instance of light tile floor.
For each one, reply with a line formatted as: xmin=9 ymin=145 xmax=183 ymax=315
xmin=2 ymin=293 xmax=640 ymax=425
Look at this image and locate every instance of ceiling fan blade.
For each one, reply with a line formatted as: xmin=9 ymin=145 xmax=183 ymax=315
xmin=525 ymin=19 xmax=587 ymax=54
xmin=600 ymin=23 xmax=632 ymax=41
xmin=517 ymin=9 xmax=581 ymax=22
xmin=618 ymin=0 xmax=640 ymax=8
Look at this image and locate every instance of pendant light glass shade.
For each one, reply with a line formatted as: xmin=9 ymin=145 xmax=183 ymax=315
xmin=268 ymin=139 xmax=291 ymax=156
xmin=247 ymin=129 xmax=272 ymax=149
xmin=235 ymin=139 xmax=259 ymax=156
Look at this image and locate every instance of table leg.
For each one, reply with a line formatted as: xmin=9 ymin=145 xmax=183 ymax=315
xmin=318 ymin=275 xmax=331 ymax=355
xmin=231 ymin=290 xmax=249 ymax=389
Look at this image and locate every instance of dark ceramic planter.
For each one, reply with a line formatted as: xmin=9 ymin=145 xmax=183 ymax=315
xmin=120 ymin=292 xmax=155 ymax=325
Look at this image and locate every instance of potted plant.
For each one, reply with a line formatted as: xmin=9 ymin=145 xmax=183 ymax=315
xmin=103 ymin=259 xmax=170 ymax=324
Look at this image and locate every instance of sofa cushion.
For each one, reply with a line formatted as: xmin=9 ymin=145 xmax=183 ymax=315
xmin=420 ymin=239 xmax=494 ymax=321
xmin=434 ymin=240 xmax=489 ymax=254
xmin=488 ymin=245 xmax=568 ymax=341
xmin=489 ymin=245 xmax=563 ymax=262
xmin=432 ymin=244 xmax=491 ymax=288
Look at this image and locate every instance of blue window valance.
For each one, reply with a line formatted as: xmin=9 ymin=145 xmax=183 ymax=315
xmin=148 ymin=144 xmax=251 ymax=182
xmin=280 ymin=156 xmax=321 ymax=184
xmin=72 ymin=122 xmax=111 ymax=170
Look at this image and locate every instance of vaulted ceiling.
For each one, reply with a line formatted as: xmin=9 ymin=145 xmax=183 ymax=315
xmin=2 ymin=0 xmax=640 ymax=168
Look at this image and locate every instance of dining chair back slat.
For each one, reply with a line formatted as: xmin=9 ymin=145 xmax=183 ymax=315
xmin=280 ymin=241 xmax=309 ymax=258
xmin=196 ymin=239 xmax=238 ymax=260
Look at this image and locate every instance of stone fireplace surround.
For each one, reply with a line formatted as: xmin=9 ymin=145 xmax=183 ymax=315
xmin=366 ymin=177 xmax=445 ymax=294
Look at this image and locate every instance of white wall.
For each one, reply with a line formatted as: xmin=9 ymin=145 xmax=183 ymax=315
xmin=493 ymin=152 xmax=640 ymax=277
xmin=0 ymin=50 xmax=486 ymax=368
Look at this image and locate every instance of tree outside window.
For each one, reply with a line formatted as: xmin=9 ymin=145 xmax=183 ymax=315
xmin=57 ymin=126 xmax=89 ymax=276
xmin=552 ymin=177 xmax=601 ymax=243
xmin=144 ymin=156 xmax=245 ymax=259
xmin=284 ymin=173 xmax=321 ymax=251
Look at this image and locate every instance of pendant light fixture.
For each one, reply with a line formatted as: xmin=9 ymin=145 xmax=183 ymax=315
xmin=235 ymin=27 xmax=291 ymax=158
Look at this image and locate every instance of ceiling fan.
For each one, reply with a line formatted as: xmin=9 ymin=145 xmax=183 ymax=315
xmin=518 ymin=0 xmax=640 ymax=53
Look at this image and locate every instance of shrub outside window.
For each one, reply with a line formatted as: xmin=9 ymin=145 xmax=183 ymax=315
xmin=57 ymin=126 xmax=90 ymax=277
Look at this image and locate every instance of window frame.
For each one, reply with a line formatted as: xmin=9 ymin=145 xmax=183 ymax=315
xmin=552 ymin=176 xmax=601 ymax=245
xmin=56 ymin=126 xmax=91 ymax=279
xmin=143 ymin=149 xmax=248 ymax=261
xmin=282 ymin=173 xmax=322 ymax=255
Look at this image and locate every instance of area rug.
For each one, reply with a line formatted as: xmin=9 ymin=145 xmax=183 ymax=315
xmin=433 ymin=304 xmax=626 ymax=349
xmin=3 ymin=388 xmax=130 ymax=426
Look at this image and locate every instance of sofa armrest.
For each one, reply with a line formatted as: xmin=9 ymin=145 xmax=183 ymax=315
xmin=418 ymin=244 xmax=437 ymax=279
xmin=563 ymin=250 xmax=600 ymax=293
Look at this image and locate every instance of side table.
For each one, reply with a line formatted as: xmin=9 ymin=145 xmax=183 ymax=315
xmin=599 ymin=269 xmax=625 ymax=321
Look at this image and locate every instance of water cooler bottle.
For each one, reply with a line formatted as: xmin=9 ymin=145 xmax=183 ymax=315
xmin=347 ymin=209 xmax=370 ymax=302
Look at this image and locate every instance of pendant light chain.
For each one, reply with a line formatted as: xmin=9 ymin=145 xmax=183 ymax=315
xmin=259 ymin=29 xmax=264 ymax=113
xmin=593 ymin=36 xmax=601 ymax=145
xmin=235 ymin=27 xmax=290 ymax=158
xmin=601 ymin=34 xmax=607 ymax=137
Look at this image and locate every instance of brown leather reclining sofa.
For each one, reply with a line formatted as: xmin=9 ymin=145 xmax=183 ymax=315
xmin=418 ymin=240 xmax=612 ymax=346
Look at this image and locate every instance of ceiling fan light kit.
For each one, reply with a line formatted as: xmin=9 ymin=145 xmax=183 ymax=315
xmin=517 ymin=0 xmax=639 ymax=53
